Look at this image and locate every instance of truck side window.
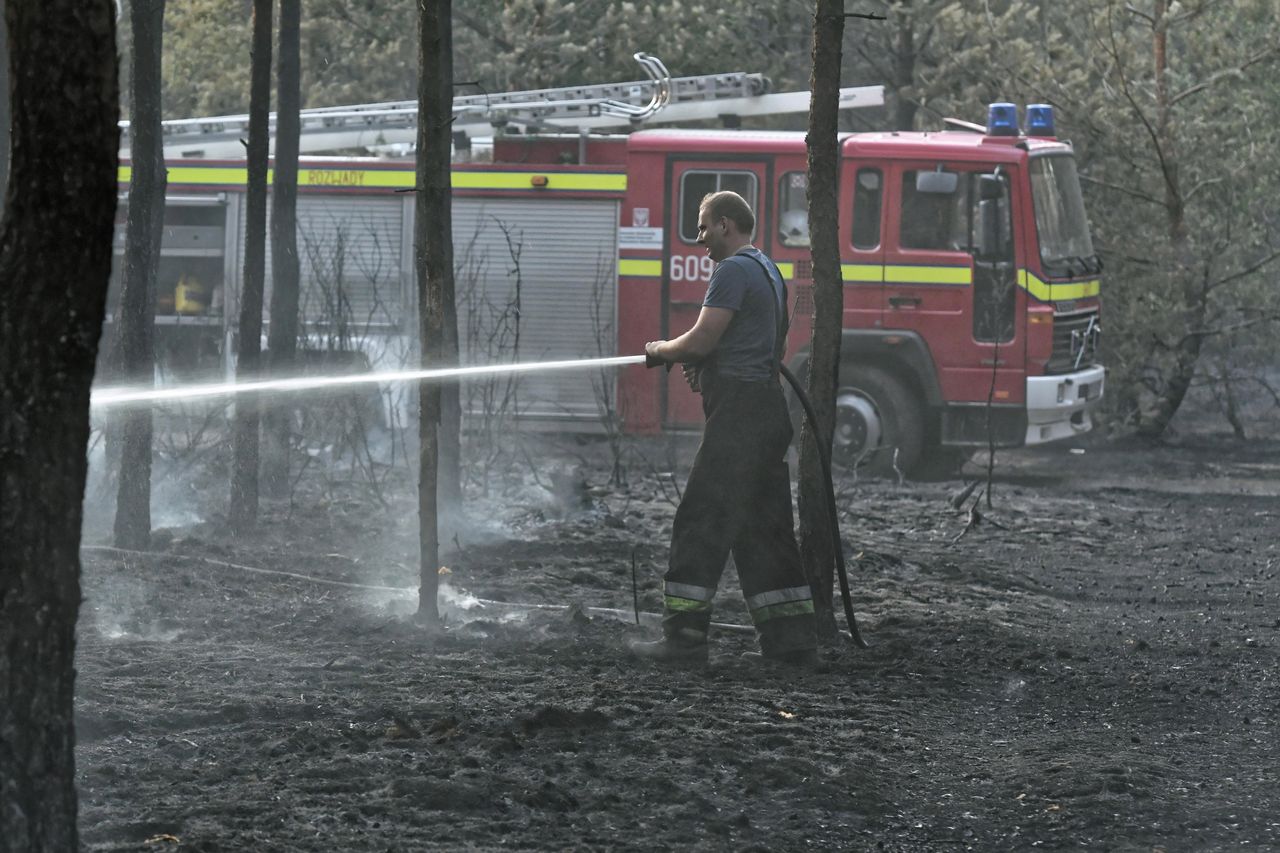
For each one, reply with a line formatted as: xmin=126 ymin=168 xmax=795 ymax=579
xmin=900 ymin=170 xmax=969 ymax=251
xmin=679 ymin=170 xmax=758 ymax=243
xmin=851 ymin=168 xmax=882 ymax=250
xmin=778 ymin=172 xmax=809 ymax=247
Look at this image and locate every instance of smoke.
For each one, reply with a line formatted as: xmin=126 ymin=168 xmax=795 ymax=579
xmin=81 ymin=424 xmax=219 ymax=542
xmin=81 ymin=569 xmax=185 ymax=642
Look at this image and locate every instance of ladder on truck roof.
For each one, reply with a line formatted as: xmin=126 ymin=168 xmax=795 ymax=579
xmin=120 ymin=53 xmax=884 ymax=160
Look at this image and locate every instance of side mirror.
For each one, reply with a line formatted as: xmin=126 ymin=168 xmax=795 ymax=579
xmin=916 ymin=170 xmax=958 ymax=194
xmin=978 ymin=173 xmax=1003 ymax=200
xmin=976 ymin=198 xmax=1005 ymax=259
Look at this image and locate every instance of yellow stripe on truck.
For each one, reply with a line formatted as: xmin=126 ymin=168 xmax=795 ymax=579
xmin=301 ymin=169 xmax=412 ymax=189
xmin=165 ymin=166 xmax=252 ymax=185
xmin=841 ymin=264 xmax=884 ymax=283
xmin=885 ymin=264 xmax=972 ymax=285
xmin=121 ymin=165 xmax=625 ymax=192
xmin=452 ymin=172 xmax=626 ymax=192
xmin=619 ymin=259 xmax=662 ymax=277
xmin=1018 ymin=270 xmax=1100 ymax=302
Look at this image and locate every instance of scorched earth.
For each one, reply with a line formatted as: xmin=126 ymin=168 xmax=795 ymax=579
xmin=75 ymin=434 xmax=1279 ymax=851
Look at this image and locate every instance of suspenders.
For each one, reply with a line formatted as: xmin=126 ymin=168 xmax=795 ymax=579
xmin=739 ymin=250 xmax=790 ymax=380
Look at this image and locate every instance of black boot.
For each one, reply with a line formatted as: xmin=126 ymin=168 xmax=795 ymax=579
xmin=628 ymin=628 xmax=709 ymax=664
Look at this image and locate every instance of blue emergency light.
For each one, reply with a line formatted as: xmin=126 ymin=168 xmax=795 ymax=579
xmin=987 ymin=102 xmax=1019 ymax=136
xmin=1026 ymin=103 xmax=1056 ymax=137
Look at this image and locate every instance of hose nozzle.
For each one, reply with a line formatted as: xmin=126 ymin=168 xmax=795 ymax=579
xmin=645 ymin=352 xmax=672 ymax=371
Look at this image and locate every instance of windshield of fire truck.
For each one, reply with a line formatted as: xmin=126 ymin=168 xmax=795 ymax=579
xmin=1030 ymin=154 xmax=1096 ymax=275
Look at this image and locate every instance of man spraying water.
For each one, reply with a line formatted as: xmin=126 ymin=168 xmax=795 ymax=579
xmin=633 ymin=190 xmax=819 ymax=668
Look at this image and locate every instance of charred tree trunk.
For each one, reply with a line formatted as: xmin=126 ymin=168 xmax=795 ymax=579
xmin=416 ymin=0 xmax=453 ymax=625
xmin=0 ymin=11 xmax=8 ymax=198
xmin=264 ymin=0 xmax=302 ymax=497
xmin=0 ymin=1 xmax=119 ymax=845
xmin=796 ymin=0 xmax=845 ymax=641
xmin=440 ymin=293 xmax=462 ymax=524
xmin=113 ymin=0 xmax=167 ymax=550
xmin=230 ymin=0 xmax=273 ymax=531
xmin=1135 ymin=0 xmax=1200 ymax=439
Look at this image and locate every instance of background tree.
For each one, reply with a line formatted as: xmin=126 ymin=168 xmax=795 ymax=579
xmin=917 ymin=0 xmax=1280 ymax=436
xmin=229 ymin=0 xmax=272 ymax=531
xmin=416 ymin=0 xmax=454 ymax=625
xmin=1086 ymin=0 xmax=1280 ymax=436
xmin=796 ymin=0 xmax=847 ymax=640
xmin=0 ymin=0 xmax=119 ymax=845
xmin=263 ymin=0 xmax=302 ymax=497
xmin=149 ymin=1 xmax=850 ymax=120
xmin=0 ymin=11 xmax=8 ymax=198
xmin=113 ymin=0 xmax=167 ymax=550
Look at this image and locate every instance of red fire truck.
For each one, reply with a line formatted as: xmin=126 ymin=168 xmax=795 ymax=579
xmin=615 ymin=105 xmax=1103 ymax=474
xmin=113 ymin=61 xmax=1102 ymax=475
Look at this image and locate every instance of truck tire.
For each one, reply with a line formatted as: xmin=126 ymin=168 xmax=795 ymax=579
xmin=832 ymin=364 xmax=923 ymax=477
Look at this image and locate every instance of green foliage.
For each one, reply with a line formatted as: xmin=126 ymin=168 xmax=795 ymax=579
xmin=162 ymin=0 xmax=253 ymax=117
xmin=877 ymin=0 xmax=1280 ymax=431
xmin=141 ymin=0 xmax=831 ymax=118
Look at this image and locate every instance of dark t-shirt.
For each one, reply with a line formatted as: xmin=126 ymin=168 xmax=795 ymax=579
xmin=702 ymin=246 xmax=785 ymax=381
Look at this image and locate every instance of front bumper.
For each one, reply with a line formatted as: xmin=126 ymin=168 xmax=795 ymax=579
xmin=1024 ymin=365 xmax=1105 ymax=445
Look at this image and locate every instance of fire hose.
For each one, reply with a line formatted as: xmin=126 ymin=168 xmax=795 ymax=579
xmin=646 ymin=354 xmax=867 ymax=647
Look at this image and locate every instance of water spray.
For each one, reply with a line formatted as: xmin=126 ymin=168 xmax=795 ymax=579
xmin=90 ymin=354 xmax=648 ymax=409
xmin=89 ymin=349 xmax=865 ymax=646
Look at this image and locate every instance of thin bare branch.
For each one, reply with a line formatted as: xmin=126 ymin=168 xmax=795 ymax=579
xmin=1078 ymin=174 xmax=1165 ymax=207
xmin=1100 ymin=2 xmax=1175 ymax=206
xmin=1170 ymin=47 xmax=1280 ymax=107
xmin=1123 ymin=3 xmax=1155 ymax=25
xmin=1211 ymin=248 xmax=1280 ymax=290
xmin=1181 ymin=312 xmax=1280 ymax=341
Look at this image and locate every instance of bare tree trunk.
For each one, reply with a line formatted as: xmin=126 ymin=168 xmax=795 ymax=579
xmin=416 ymin=0 xmax=453 ymax=625
xmin=440 ymin=294 xmax=462 ymax=522
xmin=1136 ymin=0 xmax=1200 ymax=438
xmin=230 ymin=0 xmax=273 ymax=531
xmin=0 ymin=1 xmax=118 ymax=845
xmin=796 ymin=0 xmax=845 ymax=641
xmin=891 ymin=1 xmax=918 ymax=131
xmin=264 ymin=0 xmax=302 ymax=497
xmin=113 ymin=0 xmax=167 ymax=550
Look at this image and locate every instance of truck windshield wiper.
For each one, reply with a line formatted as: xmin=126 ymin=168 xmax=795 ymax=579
xmin=1068 ymin=255 xmax=1103 ymax=276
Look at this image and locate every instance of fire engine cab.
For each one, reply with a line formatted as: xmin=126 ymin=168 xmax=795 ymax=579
xmin=112 ymin=57 xmax=1103 ymax=476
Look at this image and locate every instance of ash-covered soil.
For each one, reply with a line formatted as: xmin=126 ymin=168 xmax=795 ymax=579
xmin=75 ymin=435 xmax=1280 ymax=851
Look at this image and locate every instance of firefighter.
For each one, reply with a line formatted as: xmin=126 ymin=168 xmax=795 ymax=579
xmin=634 ymin=191 xmax=819 ymax=667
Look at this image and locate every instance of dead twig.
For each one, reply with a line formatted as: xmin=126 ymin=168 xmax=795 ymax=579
xmin=949 ymin=480 xmax=980 ymax=510
xmin=631 ymin=546 xmax=641 ymax=626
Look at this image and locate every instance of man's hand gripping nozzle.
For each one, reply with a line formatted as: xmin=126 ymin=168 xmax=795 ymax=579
xmin=645 ymin=352 xmax=673 ymax=371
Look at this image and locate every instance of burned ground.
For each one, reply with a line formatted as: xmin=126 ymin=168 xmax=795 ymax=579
xmin=75 ymin=435 xmax=1279 ymax=851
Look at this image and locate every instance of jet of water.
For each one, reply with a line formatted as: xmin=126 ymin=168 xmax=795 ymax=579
xmin=90 ymin=354 xmax=648 ymax=409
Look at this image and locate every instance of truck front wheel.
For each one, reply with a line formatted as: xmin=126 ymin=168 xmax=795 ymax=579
xmin=832 ymin=364 xmax=923 ymax=476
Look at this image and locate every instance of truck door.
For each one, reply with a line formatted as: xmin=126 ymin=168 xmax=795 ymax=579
xmin=884 ymin=163 xmax=1024 ymax=406
xmin=664 ymin=159 xmax=770 ymax=428
xmin=766 ymin=163 xmax=886 ymax=363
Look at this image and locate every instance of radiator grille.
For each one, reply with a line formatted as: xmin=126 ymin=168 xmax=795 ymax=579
xmin=1048 ymin=309 xmax=1101 ymax=374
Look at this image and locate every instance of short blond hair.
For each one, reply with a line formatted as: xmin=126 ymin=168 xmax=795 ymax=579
xmin=700 ymin=191 xmax=755 ymax=235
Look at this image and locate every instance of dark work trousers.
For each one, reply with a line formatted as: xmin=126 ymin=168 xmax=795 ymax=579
xmin=662 ymin=371 xmax=818 ymax=656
